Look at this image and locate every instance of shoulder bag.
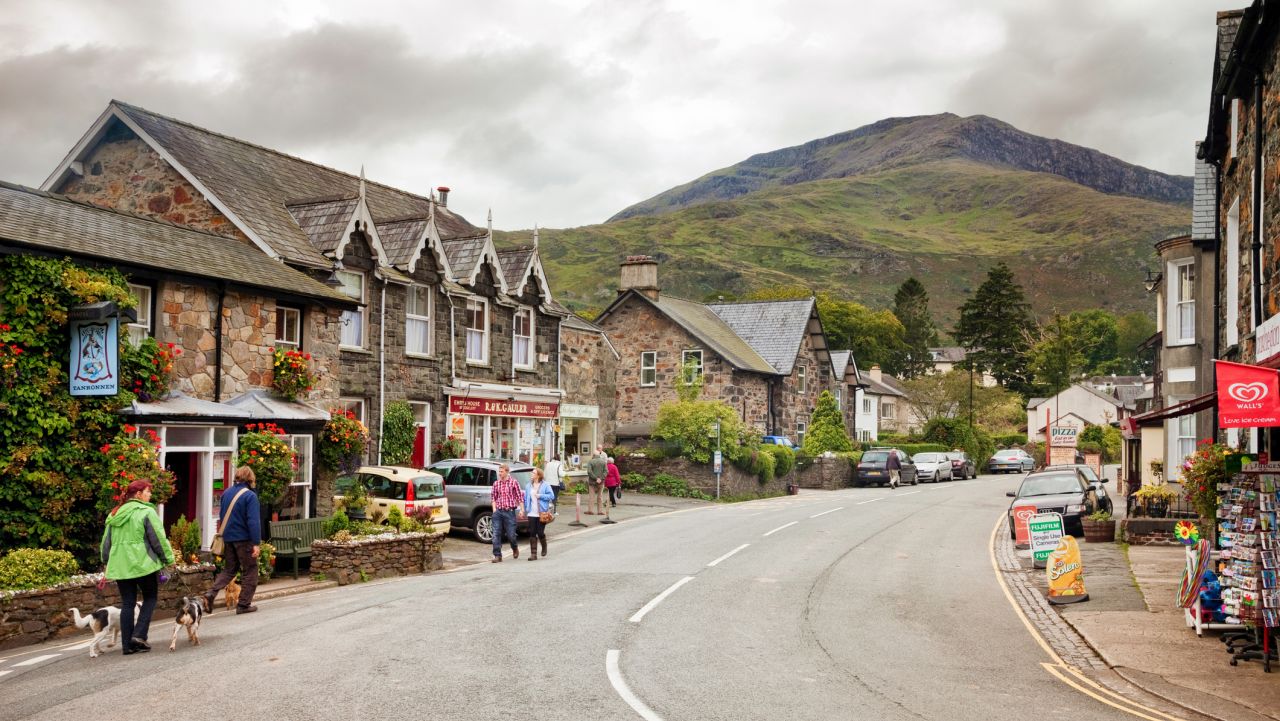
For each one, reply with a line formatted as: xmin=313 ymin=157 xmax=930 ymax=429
xmin=210 ymin=488 xmax=247 ymax=556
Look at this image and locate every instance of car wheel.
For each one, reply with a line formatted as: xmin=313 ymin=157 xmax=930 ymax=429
xmin=911 ymin=473 xmax=919 ymax=486
xmin=933 ymin=471 xmax=940 ymax=483
xmin=473 ymin=510 xmax=494 ymax=544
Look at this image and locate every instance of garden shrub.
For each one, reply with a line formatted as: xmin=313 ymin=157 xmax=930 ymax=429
xmin=802 ymin=391 xmax=853 ymax=455
xmin=836 ymin=450 xmax=863 ymax=470
xmin=167 ymin=515 xmax=202 ymax=563
xmin=322 ymin=508 xmax=351 ymax=538
xmin=919 ymin=417 xmax=994 ymax=466
xmin=762 ymin=444 xmax=795 ymax=477
xmin=892 ymin=443 xmax=951 ymax=456
xmin=654 ymin=399 xmax=757 ymax=464
xmin=386 ymin=505 xmax=405 ymax=530
xmin=730 ymin=447 xmax=776 ymax=483
xmin=621 ymin=472 xmax=648 ymax=489
xmin=994 ymin=433 xmax=1028 ymax=448
xmin=1078 ymin=424 xmax=1121 ymax=463
xmin=381 ymin=401 xmax=416 ymax=466
xmin=627 ymin=472 xmax=712 ymax=500
xmin=0 ymin=548 xmax=80 ymax=590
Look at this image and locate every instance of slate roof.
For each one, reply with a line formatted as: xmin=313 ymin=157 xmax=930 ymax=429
xmin=706 ymin=298 xmax=814 ymax=375
xmin=497 ymin=246 xmax=536 ymax=291
xmin=442 ymin=234 xmax=491 ymax=280
xmin=1192 ymin=143 xmax=1216 ymax=242
xmin=375 ymin=217 xmax=430 ymax=267
xmin=0 ymin=181 xmax=352 ymax=305
xmin=646 ymin=295 xmax=777 ymax=375
xmin=929 ymin=346 xmax=967 ymax=363
xmin=830 ymin=350 xmax=851 ymax=378
xmin=862 ymin=373 xmax=905 ymax=398
xmin=286 ymin=196 xmax=358 ymax=254
xmin=107 ymin=101 xmax=483 ymax=268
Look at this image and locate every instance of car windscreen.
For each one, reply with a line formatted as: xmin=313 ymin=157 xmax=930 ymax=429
xmin=414 ymin=476 xmax=444 ymax=499
xmin=511 ymin=469 xmax=534 ymax=485
xmin=913 ymin=453 xmax=944 ymax=462
xmin=1074 ymin=466 xmax=1099 ymax=482
xmin=946 ymin=453 xmax=966 ymax=461
xmin=995 ymin=450 xmax=1021 ymax=459
xmin=363 ymin=473 xmax=407 ymax=500
xmin=1017 ymin=474 xmax=1083 ymax=497
xmin=861 ymin=451 xmax=889 ymax=463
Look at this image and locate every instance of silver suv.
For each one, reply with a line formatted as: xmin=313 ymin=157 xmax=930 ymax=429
xmin=426 ymin=459 xmax=536 ymax=543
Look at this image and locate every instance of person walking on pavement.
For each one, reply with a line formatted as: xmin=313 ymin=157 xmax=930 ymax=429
xmin=204 ymin=466 xmax=262 ymax=614
xmin=101 ymin=480 xmax=175 ymax=655
xmin=544 ymin=454 xmax=565 ymax=513
xmin=605 ymin=456 xmax=622 ymax=507
xmin=886 ymin=450 xmax=901 ymax=489
xmin=490 ymin=463 xmax=525 ymax=562
xmin=522 ymin=468 xmax=556 ymax=560
xmin=586 ymin=447 xmax=607 ymax=515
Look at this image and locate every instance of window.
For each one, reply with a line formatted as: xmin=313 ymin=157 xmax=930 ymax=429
xmin=337 ymin=397 xmax=365 ymax=425
xmin=682 ymin=349 xmax=704 ymax=383
xmin=1228 ymin=198 xmax=1240 ymax=346
xmin=466 ymin=298 xmax=488 ymax=364
xmin=882 ymin=402 xmax=896 ymax=420
xmin=797 ymin=365 xmax=808 ymax=394
xmin=863 ymin=397 xmax=873 ymax=414
xmin=337 ymin=271 xmax=366 ymax=348
xmin=126 ymin=283 xmax=153 ymax=344
xmin=406 ymin=285 xmax=432 ymax=356
xmin=640 ymin=351 xmax=657 ymax=386
xmin=834 ymin=388 xmax=842 ymax=409
xmin=276 ymin=306 xmax=301 ymax=347
xmin=1177 ymin=414 xmax=1196 ymax=463
xmin=287 ymin=435 xmax=313 ymax=487
xmin=1167 ymin=260 xmax=1194 ymax=345
xmin=858 ymin=430 xmax=872 ymax=442
xmin=513 ymin=307 xmax=534 ymax=369
xmin=797 ymin=421 xmax=807 ymax=447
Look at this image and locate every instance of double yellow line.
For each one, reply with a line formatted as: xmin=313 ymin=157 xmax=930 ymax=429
xmin=987 ymin=516 xmax=1190 ymax=721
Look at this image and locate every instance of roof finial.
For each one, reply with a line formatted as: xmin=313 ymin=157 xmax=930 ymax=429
xmin=487 ymin=208 xmax=493 ymax=233
xmin=533 ymin=223 xmax=539 ymax=249
xmin=358 ymin=165 xmax=367 ymax=202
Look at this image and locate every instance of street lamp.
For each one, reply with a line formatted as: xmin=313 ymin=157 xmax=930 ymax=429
xmin=1142 ymin=268 xmax=1163 ymax=293
xmin=709 ymin=420 xmax=722 ymax=499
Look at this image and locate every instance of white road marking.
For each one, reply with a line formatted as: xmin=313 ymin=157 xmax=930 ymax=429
xmin=856 ymin=497 xmax=884 ymax=505
xmin=0 ymin=670 xmax=10 ymax=678
xmin=630 ymin=576 xmax=695 ymax=623
xmin=12 ymin=655 xmax=58 ymax=667
xmin=607 ymin=650 xmax=663 ymax=721
xmin=66 ymin=641 xmax=92 ymax=650
xmin=899 ymin=490 xmax=922 ymax=496
xmin=763 ymin=521 xmax=798 ymax=536
xmin=707 ymin=544 xmax=750 ymax=567
xmin=809 ymin=507 xmax=844 ymax=518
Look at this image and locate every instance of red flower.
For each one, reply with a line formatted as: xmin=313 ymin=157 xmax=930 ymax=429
xmin=0 ymin=324 xmax=9 ymax=331
xmin=123 ymin=424 xmax=137 ymax=433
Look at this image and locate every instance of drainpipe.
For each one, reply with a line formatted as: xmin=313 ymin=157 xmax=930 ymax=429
xmin=1212 ymin=156 xmax=1223 ymax=440
xmin=446 ymin=292 xmax=458 ymax=384
xmin=767 ymin=377 xmax=777 ymax=435
xmin=1253 ymin=72 xmax=1266 ymax=331
xmin=214 ymin=281 xmax=226 ymax=402
xmin=377 ymin=277 xmax=387 ymax=464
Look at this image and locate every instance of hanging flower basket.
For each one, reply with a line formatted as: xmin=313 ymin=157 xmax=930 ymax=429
xmin=98 ymin=425 xmax=175 ymax=514
xmin=319 ymin=410 xmax=369 ymax=474
xmin=237 ymin=423 xmax=295 ymax=508
xmin=271 ymin=347 xmax=317 ymax=401
xmin=125 ymin=338 xmax=180 ymax=402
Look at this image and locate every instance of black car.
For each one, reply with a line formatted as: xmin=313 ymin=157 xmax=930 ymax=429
xmin=427 ymin=458 xmax=536 ymax=543
xmin=1042 ymin=464 xmax=1113 ymax=514
xmin=945 ymin=451 xmax=976 ymax=480
xmin=1005 ymin=468 xmax=1100 ymax=537
xmin=855 ymin=448 xmax=918 ymax=487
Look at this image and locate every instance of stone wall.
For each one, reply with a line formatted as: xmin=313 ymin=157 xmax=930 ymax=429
xmin=617 ymin=454 xmax=789 ymax=497
xmin=792 ymin=456 xmax=853 ymax=490
xmin=311 ymin=531 xmax=446 ymax=585
xmin=772 ymin=319 xmax=835 ymax=442
xmin=1120 ymin=518 xmax=1184 ymax=546
xmin=0 ymin=565 xmax=215 ymax=651
xmin=561 ymin=323 xmax=619 ymax=447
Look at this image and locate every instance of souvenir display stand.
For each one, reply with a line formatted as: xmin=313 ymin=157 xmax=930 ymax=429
xmin=1216 ymin=466 xmax=1278 ymax=671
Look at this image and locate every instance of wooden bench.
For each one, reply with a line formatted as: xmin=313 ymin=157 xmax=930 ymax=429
xmin=270 ymin=518 xmax=327 ymax=579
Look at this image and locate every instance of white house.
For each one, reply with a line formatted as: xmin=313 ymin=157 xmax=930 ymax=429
xmin=1027 ymin=383 xmax=1132 ymax=443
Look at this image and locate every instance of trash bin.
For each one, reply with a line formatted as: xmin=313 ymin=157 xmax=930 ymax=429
xmin=787 ymin=483 xmax=799 ymax=495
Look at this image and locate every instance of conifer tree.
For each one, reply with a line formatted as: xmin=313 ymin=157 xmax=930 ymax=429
xmin=954 ymin=262 xmax=1035 ymax=394
xmin=802 ymin=390 xmax=853 ymax=455
xmin=890 ymin=277 xmax=939 ymax=379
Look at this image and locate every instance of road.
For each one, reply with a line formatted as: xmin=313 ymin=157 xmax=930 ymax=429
xmin=1 ymin=474 xmax=1150 ymax=720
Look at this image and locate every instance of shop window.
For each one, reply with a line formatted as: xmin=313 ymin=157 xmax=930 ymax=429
xmin=797 ymin=365 xmax=808 ymax=394
xmin=406 ymin=284 xmax=432 ymax=356
xmin=126 ymin=283 xmax=153 ymax=345
xmin=287 ymin=435 xmax=313 ymax=487
xmin=513 ymin=307 xmax=534 ymax=369
xmin=337 ymin=270 xmax=366 ymax=349
xmin=682 ymin=349 xmax=703 ymax=383
xmin=640 ymin=351 xmax=657 ymax=386
xmin=466 ymin=298 xmax=489 ymax=364
xmin=275 ymin=306 xmax=301 ymax=348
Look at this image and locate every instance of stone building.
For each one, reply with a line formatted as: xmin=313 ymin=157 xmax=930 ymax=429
xmin=861 ymin=366 xmax=909 ymax=435
xmin=596 ymin=256 xmax=835 ymax=444
xmin=0 ymin=180 xmax=353 ymax=544
xmin=558 ymin=314 xmax=620 ymax=466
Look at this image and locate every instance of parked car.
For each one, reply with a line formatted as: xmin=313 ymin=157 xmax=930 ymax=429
xmin=333 ymin=466 xmax=451 ymax=527
xmin=1042 ymin=464 xmax=1113 ymax=514
xmin=762 ymin=435 xmax=800 ymax=451
xmin=946 ymin=451 xmax=976 ymax=480
xmin=988 ymin=448 xmax=1035 ymax=474
xmin=911 ymin=452 xmax=954 ymax=483
xmin=427 ymin=458 xmax=535 ymax=543
xmin=1005 ymin=467 xmax=1100 ymax=537
xmin=855 ymin=448 xmax=918 ymax=487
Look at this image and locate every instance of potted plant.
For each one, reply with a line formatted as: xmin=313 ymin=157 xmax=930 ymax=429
xmin=1082 ymin=509 xmax=1115 ymax=543
xmin=1134 ymin=483 xmax=1177 ymax=518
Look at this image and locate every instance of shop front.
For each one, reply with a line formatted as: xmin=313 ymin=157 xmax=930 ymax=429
xmin=446 ymin=384 xmax=561 ymax=465
xmin=559 ymin=402 xmax=600 ymax=470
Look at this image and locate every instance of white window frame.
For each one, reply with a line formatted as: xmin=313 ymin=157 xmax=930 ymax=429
xmin=834 ymin=387 xmax=842 ymax=409
xmin=682 ymin=349 xmax=704 ymax=383
xmin=863 ymin=397 xmax=873 ymax=414
xmin=338 ymin=397 xmax=365 ymax=426
xmin=882 ymin=402 xmax=896 ymax=420
xmin=287 ymin=434 xmax=313 ymax=488
xmin=640 ymin=351 xmax=657 ymax=387
xmin=1227 ymin=198 xmax=1241 ymax=346
xmin=337 ymin=270 xmax=367 ymax=349
xmin=513 ymin=307 xmax=534 ymax=370
xmin=126 ymin=282 xmax=153 ymax=345
xmin=797 ymin=364 xmax=808 ymax=394
xmin=405 ymin=284 xmax=432 ymax=357
xmin=275 ymin=305 xmax=301 ymax=348
xmin=465 ymin=298 xmax=489 ymax=365
xmin=1166 ymin=259 xmax=1195 ymax=346
xmin=797 ymin=420 xmax=807 ymax=447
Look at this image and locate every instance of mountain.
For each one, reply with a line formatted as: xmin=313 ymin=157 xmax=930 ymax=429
xmin=500 ymin=113 xmax=1191 ymax=327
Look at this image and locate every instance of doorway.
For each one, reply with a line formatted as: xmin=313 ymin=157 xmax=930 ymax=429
xmin=163 ymin=451 xmax=199 ymax=529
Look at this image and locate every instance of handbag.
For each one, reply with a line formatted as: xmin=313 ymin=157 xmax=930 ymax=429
xmin=210 ymin=488 xmax=248 ymax=556
xmin=539 ymin=511 xmax=554 ymax=524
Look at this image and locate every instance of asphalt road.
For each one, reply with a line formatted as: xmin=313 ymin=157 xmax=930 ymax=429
xmin=0 ymin=474 xmax=1144 ymax=721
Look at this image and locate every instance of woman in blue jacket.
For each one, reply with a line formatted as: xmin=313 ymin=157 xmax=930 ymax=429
xmin=521 ymin=468 xmax=556 ymax=560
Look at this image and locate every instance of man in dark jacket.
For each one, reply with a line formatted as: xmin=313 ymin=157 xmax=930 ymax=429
xmin=204 ymin=466 xmax=261 ymax=614
xmin=886 ymin=450 xmax=901 ymax=489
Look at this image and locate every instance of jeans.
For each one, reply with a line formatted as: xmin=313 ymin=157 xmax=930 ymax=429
xmin=210 ymin=540 xmax=259 ymax=609
xmin=117 ymin=571 xmax=158 ymax=646
xmin=492 ymin=508 xmax=518 ymax=557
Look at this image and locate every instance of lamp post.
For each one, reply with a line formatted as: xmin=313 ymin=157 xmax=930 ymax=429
xmin=710 ymin=420 xmax=722 ymax=500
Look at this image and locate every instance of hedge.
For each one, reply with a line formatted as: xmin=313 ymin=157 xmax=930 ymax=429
xmin=761 ymin=444 xmax=796 ymax=477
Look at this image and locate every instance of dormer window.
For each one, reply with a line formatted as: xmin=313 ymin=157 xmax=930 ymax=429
xmin=336 ymin=270 xmax=366 ymax=349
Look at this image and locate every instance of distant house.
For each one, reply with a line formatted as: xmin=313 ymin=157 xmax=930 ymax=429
xmin=830 ymin=350 xmax=872 ymax=441
xmin=1027 ymin=383 xmax=1132 ymax=443
xmin=927 ymin=346 xmax=997 ymax=387
xmin=862 ymin=365 xmax=911 ymax=435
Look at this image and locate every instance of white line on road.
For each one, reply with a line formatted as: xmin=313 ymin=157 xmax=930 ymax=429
xmin=630 ymin=576 xmax=695 ymax=623
xmin=809 ymin=507 xmax=844 ymax=518
xmin=0 ymin=670 xmax=10 ymax=678
xmin=899 ymin=490 xmax=922 ymax=496
xmin=607 ymin=650 xmax=663 ymax=721
xmin=707 ymin=544 xmax=750 ymax=567
xmin=856 ymin=497 xmax=884 ymax=505
xmin=763 ymin=521 xmax=798 ymax=536
xmin=12 ymin=655 xmax=58 ymax=667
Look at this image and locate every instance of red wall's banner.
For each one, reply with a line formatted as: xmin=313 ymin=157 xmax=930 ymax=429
xmin=448 ymin=396 xmax=559 ymax=418
xmin=1216 ymin=360 xmax=1280 ymax=428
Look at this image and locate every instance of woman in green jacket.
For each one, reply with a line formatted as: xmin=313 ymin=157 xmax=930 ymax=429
xmin=100 ymin=480 xmax=175 ymax=655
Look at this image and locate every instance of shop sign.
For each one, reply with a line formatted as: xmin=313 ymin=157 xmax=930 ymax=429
xmin=559 ymin=403 xmax=599 ymax=419
xmin=1215 ymin=359 xmax=1280 ymax=428
xmin=1046 ymin=535 xmax=1088 ymax=604
xmin=1049 ymin=446 xmax=1077 ymax=466
xmin=1256 ymin=312 xmax=1280 ymax=363
xmin=448 ymin=396 xmax=558 ymax=418
xmin=1012 ymin=504 xmax=1038 ymax=548
xmin=1029 ymin=513 xmax=1065 ymax=565
xmin=69 ymin=318 xmax=119 ymax=396
xmin=1049 ymin=426 xmax=1078 ymax=447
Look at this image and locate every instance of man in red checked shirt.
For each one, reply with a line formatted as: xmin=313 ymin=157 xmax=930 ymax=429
xmin=490 ymin=464 xmax=525 ymax=562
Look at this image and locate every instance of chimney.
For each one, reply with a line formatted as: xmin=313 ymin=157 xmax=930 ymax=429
xmin=868 ymin=364 xmax=883 ymax=383
xmin=619 ymin=255 xmax=660 ymax=300
xmin=437 ymin=186 xmax=450 ymax=207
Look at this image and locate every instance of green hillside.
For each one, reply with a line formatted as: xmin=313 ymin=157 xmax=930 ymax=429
xmin=501 ymin=158 xmax=1187 ymax=327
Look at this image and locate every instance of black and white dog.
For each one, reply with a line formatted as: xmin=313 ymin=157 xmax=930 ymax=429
xmin=169 ymin=596 xmax=207 ymax=651
xmin=70 ymin=606 xmax=121 ymax=658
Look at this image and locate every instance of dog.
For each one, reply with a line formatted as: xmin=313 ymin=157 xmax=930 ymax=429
xmin=169 ymin=596 xmax=207 ymax=651
xmin=70 ymin=605 xmax=121 ymax=658
xmin=224 ymin=577 xmax=241 ymax=611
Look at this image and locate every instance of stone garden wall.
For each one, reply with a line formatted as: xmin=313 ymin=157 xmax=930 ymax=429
xmin=792 ymin=456 xmax=853 ymax=490
xmin=1121 ymin=518 xmax=1183 ymax=546
xmin=617 ymin=455 xmax=791 ymax=497
xmin=0 ymin=565 xmax=215 ymax=651
xmin=311 ymin=531 xmax=447 ymax=585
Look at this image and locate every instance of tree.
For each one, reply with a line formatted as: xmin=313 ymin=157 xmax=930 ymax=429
xmin=381 ymin=401 xmax=416 ymax=466
xmin=954 ymin=263 xmax=1035 ymax=394
xmin=1079 ymin=423 xmax=1122 ymax=463
xmin=1027 ymin=314 xmax=1095 ymax=396
xmin=1110 ymin=311 xmax=1156 ymax=375
xmin=802 ymin=391 xmax=853 ymax=455
xmin=815 ymin=293 xmax=906 ymax=370
xmin=900 ymin=369 xmax=1028 ymax=434
xmin=1066 ymin=309 xmax=1119 ymax=376
xmin=891 ymin=277 xmax=939 ymax=379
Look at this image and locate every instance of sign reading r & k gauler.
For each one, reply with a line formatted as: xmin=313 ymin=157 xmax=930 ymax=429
xmin=448 ymin=396 xmax=559 ymax=418
xmin=69 ymin=318 xmax=119 ymax=396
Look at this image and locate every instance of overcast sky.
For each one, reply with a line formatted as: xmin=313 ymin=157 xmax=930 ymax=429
xmin=0 ymin=0 xmax=1217 ymax=229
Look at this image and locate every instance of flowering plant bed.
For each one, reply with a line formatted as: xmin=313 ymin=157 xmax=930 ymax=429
xmin=237 ymin=423 xmax=295 ymax=507
xmin=271 ymin=347 xmax=316 ymax=401
xmin=1180 ymin=440 xmax=1229 ymax=523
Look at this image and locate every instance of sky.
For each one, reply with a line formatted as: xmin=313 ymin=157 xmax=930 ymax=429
xmin=0 ymin=0 xmax=1218 ymax=230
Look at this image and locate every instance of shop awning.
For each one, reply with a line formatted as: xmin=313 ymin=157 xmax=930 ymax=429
xmin=1130 ymin=391 xmax=1216 ymax=426
xmin=225 ymin=389 xmax=330 ymax=424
